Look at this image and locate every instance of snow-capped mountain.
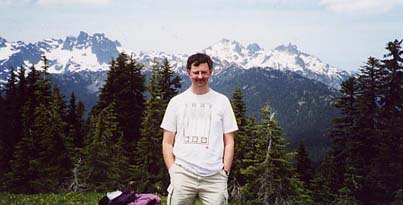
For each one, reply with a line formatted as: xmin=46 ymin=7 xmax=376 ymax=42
xmin=203 ymin=39 xmax=350 ymax=88
xmin=0 ymin=32 xmax=350 ymax=88
xmin=0 ymin=32 xmax=344 ymax=155
xmin=0 ymin=31 xmax=120 ymax=78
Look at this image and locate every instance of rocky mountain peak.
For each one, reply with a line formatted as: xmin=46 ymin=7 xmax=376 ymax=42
xmin=207 ymin=39 xmax=245 ymax=54
xmin=275 ymin=43 xmax=300 ymax=55
xmin=0 ymin=37 xmax=7 ymax=48
xmin=75 ymin=31 xmax=91 ymax=49
xmin=0 ymin=33 xmax=350 ymax=88
xmin=247 ymin=43 xmax=262 ymax=53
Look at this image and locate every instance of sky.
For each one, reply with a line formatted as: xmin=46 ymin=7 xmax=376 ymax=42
xmin=0 ymin=0 xmax=402 ymax=71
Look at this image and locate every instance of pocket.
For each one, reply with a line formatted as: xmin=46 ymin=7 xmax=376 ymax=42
xmin=223 ymin=190 xmax=229 ymax=205
xmin=167 ymin=184 xmax=174 ymax=205
xmin=221 ymin=169 xmax=228 ymax=177
xmin=167 ymin=184 xmax=174 ymax=193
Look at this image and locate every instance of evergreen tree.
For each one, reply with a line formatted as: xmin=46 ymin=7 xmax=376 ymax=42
xmin=327 ymin=76 xmax=359 ymax=196
xmin=231 ymin=88 xmax=247 ymax=129
xmin=325 ymin=39 xmax=403 ymax=204
xmin=36 ymin=56 xmax=52 ymax=105
xmin=23 ymin=65 xmax=40 ymax=127
xmin=15 ymin=66 xmax=28 ymax=144
xmin=66 ymin=99 xmax=86 ymax=192
xmin=80 ymin=103 xmax=128 ymax=192
xmin=156 ymin=58 xmax=182 ymax=181
xmin=236 ymin=117 xmax=259 ymax=202
xmin=295 ymin=142 xmax=313 ymax=188
xmin=16 ymin=67 xmax=28 ymax=102
xmin=369 ymin=39 xmax=403 ymax=203
xmin=158 ymin=58 xmax=181 ymax=103
xmin=0 ymin=93 xmax=6 ymax=185
xmin=0 ymin=67 xmax=28 ymax=188
xmin=356 ymin=57 xmax=382 ymax=131
xmin=130 ymin=58 xmax=182 ymax=193
xmin=32 ymin=85 xmax=70 ymax=191
xmin=310 ymin=154 xmax=358 ymax=204
xmin=1 ymin=68 xmax=19 ymax=181
xmin=133 ymin=61 xmax=167 ymax=193
xmin=76 ymin=100 xmax=86 ymax=145
xmin=66 ymin=92 xmax=78 ymax=150
xmin=344 ymin=57 xmax=386 ymax=202
xmin=6 ymin=57 xmax=73 ymax=193
xmin=93 ymin=52 xmax=146 ymax=154
xmin=229 ymin=87 xmax=251 ymax=202
xmin=5 ymin=57 xmax=55 ymax=192
xmin=4 ymin=65 xmax=42 ymax=193
xmin=244 ymin=104 xmax=312 ymax=204
xmin=66 ymin=93 xmax=86 ymax=153
xmin=5 ymin=126 xmax=42 ymax=193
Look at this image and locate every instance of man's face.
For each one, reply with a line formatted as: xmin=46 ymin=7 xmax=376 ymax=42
xmin=188 ymin=62 xmax=212 ymax=88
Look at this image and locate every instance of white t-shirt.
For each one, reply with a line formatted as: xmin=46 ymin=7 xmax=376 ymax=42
xmin=161 ymin=88 xmax=238 ymax=176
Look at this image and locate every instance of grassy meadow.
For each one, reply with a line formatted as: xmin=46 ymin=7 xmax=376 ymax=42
xmin=0 ymin=192 xmax=104 ymax=205
xmin=0 ymin=192 xmax=209 ymax=205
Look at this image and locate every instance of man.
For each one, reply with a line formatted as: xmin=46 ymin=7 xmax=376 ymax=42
xmin=161 ymin=53 xmax=238 ymax=205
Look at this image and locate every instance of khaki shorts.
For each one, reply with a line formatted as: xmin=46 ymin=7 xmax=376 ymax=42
xmin=167 ymin=164 xmax=229 ymax=205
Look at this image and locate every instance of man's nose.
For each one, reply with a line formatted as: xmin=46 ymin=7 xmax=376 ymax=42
xmin=197 ymin=72 xmax=203 ymax=78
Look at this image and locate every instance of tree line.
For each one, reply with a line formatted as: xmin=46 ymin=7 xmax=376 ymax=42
xmin=0 ymin=39 xmax=402 ymax=204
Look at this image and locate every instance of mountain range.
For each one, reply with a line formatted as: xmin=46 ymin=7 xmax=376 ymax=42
xmin=0 ymin=31 xmax=350 ymax=88
xmin=0 ymin=31 xmax=350 ymax=159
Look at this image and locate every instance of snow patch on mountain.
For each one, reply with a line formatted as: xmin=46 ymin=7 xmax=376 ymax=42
xmin=0 ymin=31 xmax=120 ymax=77
xmin=203 ymin=39 xmax=349 ymax=87
xmin=0 ymin=33 xmax=350 ymax=88
xmin=128 ymin=50 xmax=189 ymax=74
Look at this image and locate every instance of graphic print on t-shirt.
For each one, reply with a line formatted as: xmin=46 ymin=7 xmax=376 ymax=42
xmin=182 ymin=102 xmax=212 ymax=145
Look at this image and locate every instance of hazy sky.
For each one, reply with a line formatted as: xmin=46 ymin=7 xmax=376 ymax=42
xmin=0 ymin=0 xmax=402 ymax=71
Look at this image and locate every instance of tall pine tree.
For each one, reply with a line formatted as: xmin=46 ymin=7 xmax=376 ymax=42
xmin=229 ymin=87 xmax=252 ymax=202
xmin=133 ymin=61 xmax=166 ymax=193
xmin=92 ymin=52 xmax=146 ymax=155
xmin=0 ymin=90 xmax=6 ymax=186
xmin=327 ymin=76 xmax=359 ymax=196
xmin=370 ymin=39 xmax=403 ymax=203
xmin=80 ymin=103 xmax=128 ymax=192
xmin=6 ymin=57 xmax=72 ymax=193
xmin=1 ymin=68 xmax=19 ymax=182
xmin=243 ymin=104 xmax=312 ymax=204
xmin=66 ymin=92 xmax=86 ymax=160
xmin=326 ymin=39 xmax=403 ymax=203
xmin=158 ymin=58 xmax=181 ymax=104
xmin=133 ymin=58 xmax=181 ymax=193
xmin=5 ymin=64 xmax=43 ymax=193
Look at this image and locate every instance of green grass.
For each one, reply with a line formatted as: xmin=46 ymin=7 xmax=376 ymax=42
xmin=0 ymin=192 xmax=104 ymax=205
xmin=0 ymin=192 xmax=206 ymax=205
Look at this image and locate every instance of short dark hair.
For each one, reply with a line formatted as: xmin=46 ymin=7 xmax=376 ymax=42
xmin=186 ymin=53 xmax=213 ymax=70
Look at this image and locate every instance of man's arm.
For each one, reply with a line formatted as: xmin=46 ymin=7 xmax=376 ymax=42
xmin=162 ymin=129 xmax=176 ymax=170
xmin=223 ymin=132 xmax=235 ymax=172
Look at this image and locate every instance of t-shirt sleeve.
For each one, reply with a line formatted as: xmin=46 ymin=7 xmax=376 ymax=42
xmin=160 ymin=99 xmax=177 ymax=132
xmin=223 ymin=97 xmax=239 ymax=134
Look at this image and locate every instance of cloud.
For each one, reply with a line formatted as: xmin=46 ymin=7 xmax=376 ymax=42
xmin=320 ymin=0 xmax=403 ymax=14
xmin=37 ymin=0 xmax=111 ymax=6
xmin=0 ymin=0 xmax=36 ymax=5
